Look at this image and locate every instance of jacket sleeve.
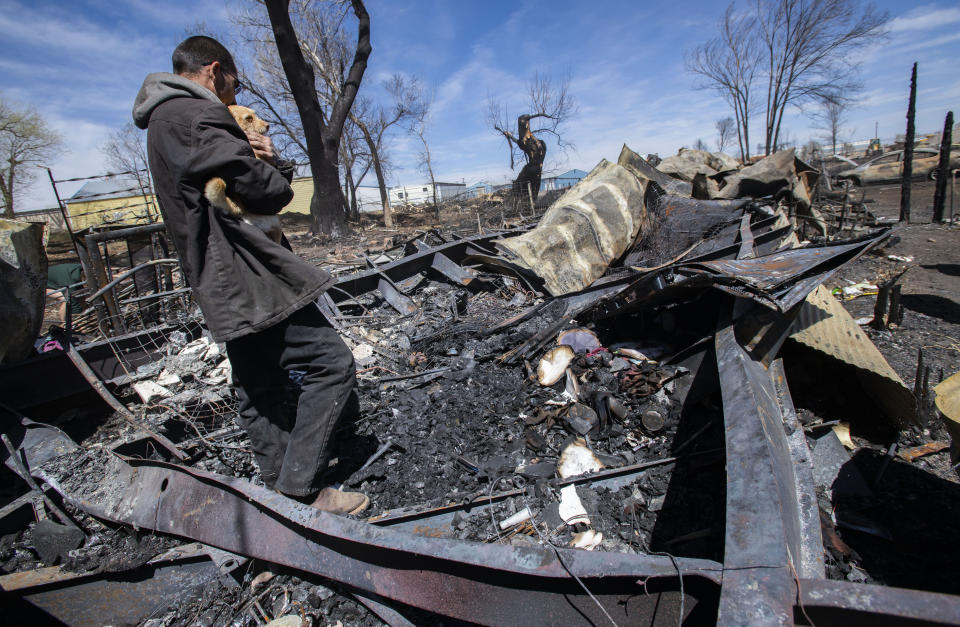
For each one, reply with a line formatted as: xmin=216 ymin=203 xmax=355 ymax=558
xmin=185 ymin=103 xmax=293 ymax=215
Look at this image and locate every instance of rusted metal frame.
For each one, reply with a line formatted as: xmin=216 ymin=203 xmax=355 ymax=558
xmin=87 ymin=259 xmax=180 ymax=301
xmin=83 ymin=224 xmax=173 ymax=334
xmin=27 ymin=440 xmax=723 ymax=625
xmin=45 ymin=167 xmax=77 ymax=243
xmin=331 ymin=231 xmax=518 ymax=303
xmin=121 ymin=287 xmax=191 ymax=307
xmin=83 ymin=233 xmax=125 ymax=333
xmin=715 ymin=303 xmax=823 ymax=624
xmin=82 ymin=222 xmax=169 ymax=244
xmin=794 ymin=578 xmax=960 ymax=625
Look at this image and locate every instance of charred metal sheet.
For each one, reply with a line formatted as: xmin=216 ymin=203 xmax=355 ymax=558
xmin=3 ymin=543 xmax=243 ymax=626
xmin=790 ymin=284 xmax=917 ymax=426
xmin=715 ymin=306 xmax=822 ymax=624
xmin=618 ymin=144 xmax=693 ymax=197
xmin=332 ymin=230 xmax=526 ymax=303
xmin=677 ymin=229 xmax=892 ymax=311
xmin=22 ymin=423 xmax=722 ymax=626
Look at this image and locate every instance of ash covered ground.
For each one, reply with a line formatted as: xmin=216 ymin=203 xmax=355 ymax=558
xmin=5 ymin=180 xmax=960 ymax=624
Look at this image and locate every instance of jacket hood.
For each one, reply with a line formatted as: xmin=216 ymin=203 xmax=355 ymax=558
xmin=132 ymin=72 xmax=222 ymax=129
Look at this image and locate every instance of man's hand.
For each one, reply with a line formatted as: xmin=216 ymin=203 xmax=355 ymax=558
xmin=246 ymin=132 xmax=275 ymax=164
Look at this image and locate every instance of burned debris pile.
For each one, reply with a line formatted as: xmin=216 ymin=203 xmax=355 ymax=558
xmin=2 ymin=146 xmax=960 ymax=626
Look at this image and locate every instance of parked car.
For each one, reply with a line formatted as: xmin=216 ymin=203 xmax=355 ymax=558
xmin=835 ymin=147 xmax=960 ymax=186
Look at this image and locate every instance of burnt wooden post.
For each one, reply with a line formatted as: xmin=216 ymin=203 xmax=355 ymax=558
xmin=889 ymin=284 xmax=903 ymax=326
xmin=899 ymin=63 xmax=917 ymax=223
xmin=872 ymin=282 xmax=891 ymax=329
xmin=933 ymin=111 xmax=954 ymax=223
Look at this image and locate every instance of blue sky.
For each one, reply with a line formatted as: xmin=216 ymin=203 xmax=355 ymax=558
xmin=1 ymin=0 xmax=958 ymax=211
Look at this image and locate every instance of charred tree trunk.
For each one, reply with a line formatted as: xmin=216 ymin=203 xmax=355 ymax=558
xmin=264 ymin=0 xmax=371 ymax=236
xmin=900 ymin=62 xmax=917 ymax=223
xmin=933 ymin=110 xmax=954 ymax=223
xmin=513 ymin=114 xmax=546 ymax=200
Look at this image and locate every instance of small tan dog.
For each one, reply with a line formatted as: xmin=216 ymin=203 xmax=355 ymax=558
xmin=204 ymin=105 xmax=283 ymax=243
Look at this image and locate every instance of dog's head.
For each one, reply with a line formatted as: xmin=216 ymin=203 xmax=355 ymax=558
xmin=228 ymin=105 xmax=269 ymax=136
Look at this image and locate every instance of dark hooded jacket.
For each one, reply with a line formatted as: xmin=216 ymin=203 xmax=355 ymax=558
xmin=132 ymin=73 xmax=332 ymax=342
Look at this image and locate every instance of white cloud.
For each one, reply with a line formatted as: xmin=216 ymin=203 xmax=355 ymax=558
xmin=889 ymin=5 xmax=960 ymax=32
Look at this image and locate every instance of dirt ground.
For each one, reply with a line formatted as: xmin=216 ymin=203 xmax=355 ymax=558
xmin=827 ymin=180 xmax=959 ymax=420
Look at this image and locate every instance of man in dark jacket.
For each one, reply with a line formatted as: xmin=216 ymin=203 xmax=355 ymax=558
xmin=133 ymin=36 xmax=367 ymax=515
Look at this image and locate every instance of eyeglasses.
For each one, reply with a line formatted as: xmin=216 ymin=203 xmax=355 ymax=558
xmin=222 ymin=70 xmax=244 ymax=95
xmin=206 ymin=62 xmax=244 ymax=95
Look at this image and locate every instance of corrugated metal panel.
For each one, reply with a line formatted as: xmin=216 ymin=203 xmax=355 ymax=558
xmin=789 ymin=284 xmax=916 ymax=425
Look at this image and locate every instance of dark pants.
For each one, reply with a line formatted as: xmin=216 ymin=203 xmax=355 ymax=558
xmin=225 ymin=303 xmax=356 ymax=496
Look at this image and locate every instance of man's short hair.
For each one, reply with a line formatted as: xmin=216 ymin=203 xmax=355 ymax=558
xmin=172 ymin=36 xmax=237 ymax=76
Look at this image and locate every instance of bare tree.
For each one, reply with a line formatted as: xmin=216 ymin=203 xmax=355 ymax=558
xmin=716 ymin=117 xmax=736 ymax=153
xmin=262 ymin=0 xmax=370 ymax=235
xmin=411 ymin=90 xmax=438 ymax=219
xmin=487 ymin=73 xmax=575 ymax=200
xmin=754 ymin=0 xmax=888 ymax=154
xmin=338 ymin=112 xmax=371 ymax=221
xmin=694 ymin=138 xmax=709 ymax=152
xmin=344 ymin=76 xmax=425 ymax=228
xmin=811 ymin=96 xmax=849 ymax=154
xmin=234 ymin=3 xmax=420 ymax=230
xmin=687 ymin=4 xmax=761 ymax=160
xmin=101 ymin=123 xmax=148 ymax=176
xmin=100 ymin=122 xmax=159 ymax=220
xmin=0 ymin=97 xmax=63 ymax=217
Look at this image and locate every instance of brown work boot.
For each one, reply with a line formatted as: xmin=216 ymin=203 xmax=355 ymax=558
xmin=308 ymin=487 xmax=369 ymax=515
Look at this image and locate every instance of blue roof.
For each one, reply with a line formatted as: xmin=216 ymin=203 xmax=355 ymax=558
xmin=67 ymin=176 xmax=146 ymax=203
xmin=554 ymin=169 xmax=588 ymax=179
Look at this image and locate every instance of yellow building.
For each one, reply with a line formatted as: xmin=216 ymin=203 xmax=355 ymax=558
xmin=64 ymin=175 xmax=371 ymax=228
xmin=65 ymin=177 xmax=159 ymax=230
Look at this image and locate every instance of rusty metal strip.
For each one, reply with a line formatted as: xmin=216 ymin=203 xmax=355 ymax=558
xmin=737 ymin=214 xmax=756 ymax=260
xmin=796 ymin=579 xmax=960 ymax=625
xmin=715 ymin=306 xmax=816 ymax=623
xmin=24 ymin=431 xmax=722 ymax=626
